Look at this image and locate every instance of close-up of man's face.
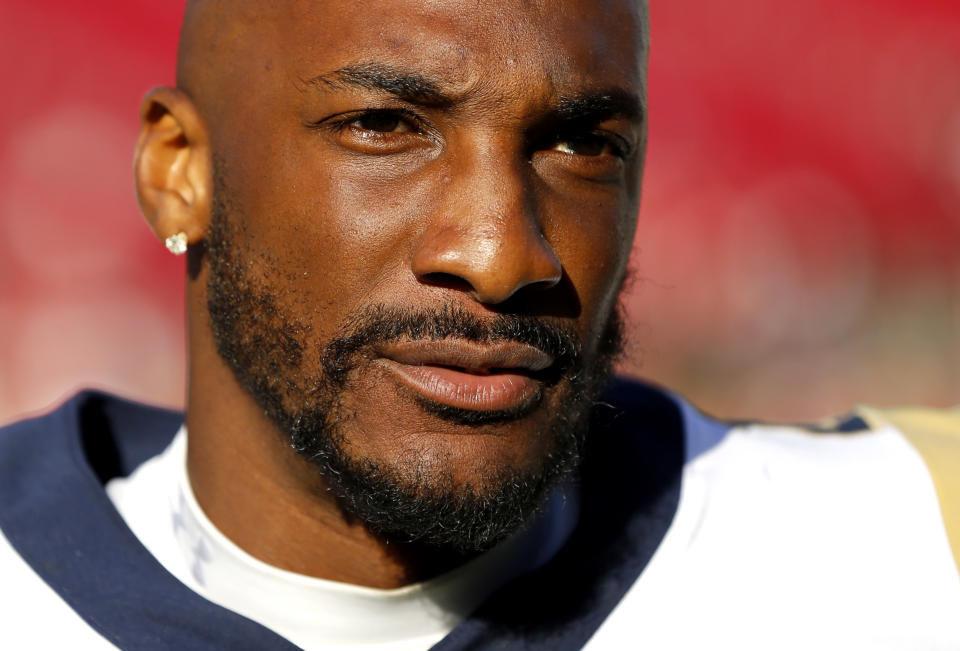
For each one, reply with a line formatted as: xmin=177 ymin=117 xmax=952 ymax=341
xmin=181 ymin=0 xmax=648 ymax=550
xmin=3 ymin=3 xmax=959 ymax=648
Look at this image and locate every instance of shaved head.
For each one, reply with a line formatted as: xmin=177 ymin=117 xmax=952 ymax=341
xmin=175 ymin=0 xmax=267 ymax=128
xmin=176 ymin=0 xmax=649 ymax=146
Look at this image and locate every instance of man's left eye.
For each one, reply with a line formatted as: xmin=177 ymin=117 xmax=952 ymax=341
xmin=349 ymin=112 xmax=414 ymax=134
xmin=551 ymin=134 xmax=623 ymax=157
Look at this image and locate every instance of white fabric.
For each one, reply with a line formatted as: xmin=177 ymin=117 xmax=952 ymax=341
xmin=6 ymin=407 xmax=958 ymax=649
xmin=585 ymin=417 xmax=960 ymax=650
xmin=107 ymin=427 xmax=578 ymax=651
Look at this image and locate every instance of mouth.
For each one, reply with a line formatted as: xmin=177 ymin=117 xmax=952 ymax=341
xmin=376 ymin=339 xmax=554 ymax=415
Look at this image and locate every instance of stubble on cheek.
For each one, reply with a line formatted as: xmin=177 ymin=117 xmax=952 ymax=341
xmin=206 ymin=214 xmax=563 ymax=498
xmin=205 ymin=203 xmax=326 ymax=419
xmin=203 ymin=174 xmax=624 ymax=549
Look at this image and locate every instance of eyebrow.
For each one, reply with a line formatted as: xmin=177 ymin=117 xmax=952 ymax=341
xmin=306 ymin=63 xmax=453 ymax=107
xmin=306 ymin=62 xmax=644 ymax=124
xmin=555 ymin=90 xmax=644 ymax=124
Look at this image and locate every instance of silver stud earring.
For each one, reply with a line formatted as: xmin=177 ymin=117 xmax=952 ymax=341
xmin=164 ymin=232 xmax=188 ymax=256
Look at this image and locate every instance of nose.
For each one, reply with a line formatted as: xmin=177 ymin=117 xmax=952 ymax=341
xmin=411 ymin=152 xmax=562 ymax=305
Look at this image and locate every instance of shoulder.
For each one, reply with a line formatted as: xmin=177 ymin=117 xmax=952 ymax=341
xmin=0 ymin=525 xmax=120 ymax=649
xmin=857 ymin=405 xmax=960 ymax=575
xmin=0 ymin=392 xmax=181 ymax=650
xmin=0 ymin=391 xmax=182 ymax=466
xmin=0 ymin=391 xmax=183 ymax=531
xmin=0 ymin=393 xmax=296 ymax=650
xmin=678 ymin=405 xmax=960 ymax=590
xmin=856 ymin=404 xmax=960 ymax=471
xmin=694 ymin=406 xmax=959 ymax=568
xmin=585 ymin=393 xmax=960 ymax=650
xmin=0 ymin=390 xmax=182 ymax=525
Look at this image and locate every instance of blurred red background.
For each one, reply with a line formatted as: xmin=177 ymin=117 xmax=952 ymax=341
xmin=1 ymin=0 xmax=958 ymax=424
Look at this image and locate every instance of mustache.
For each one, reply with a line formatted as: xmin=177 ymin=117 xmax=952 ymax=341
xmin=321 ymin=304 xmax=584 ymax=385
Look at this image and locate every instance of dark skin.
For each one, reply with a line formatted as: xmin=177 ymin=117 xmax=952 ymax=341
xmin=135 ymin=0 xmax=648 ymax=589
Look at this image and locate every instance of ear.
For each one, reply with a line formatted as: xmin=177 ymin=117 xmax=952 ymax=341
xmin=134 ymin=86 xmax=212 ymax=249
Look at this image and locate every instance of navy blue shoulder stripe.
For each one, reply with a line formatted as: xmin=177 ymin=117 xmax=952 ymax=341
xmin=431 ymin=378 xmax=685 ymax=650
xmin=726 ymin=412 xmax=871 ymax=434
xmin=0 ymin=391 xmax=300 ymax=651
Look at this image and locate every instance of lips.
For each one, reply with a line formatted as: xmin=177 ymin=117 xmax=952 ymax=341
xmin=376 ymin=340 xmax=554 ymax=413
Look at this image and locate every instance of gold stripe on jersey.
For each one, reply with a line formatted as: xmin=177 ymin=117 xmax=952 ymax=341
xmin=860 ymin=406 xmax=960 ymax=574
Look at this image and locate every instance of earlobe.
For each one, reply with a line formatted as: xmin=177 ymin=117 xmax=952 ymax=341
xmin=134 ymin=86 xmax=212 ymax=252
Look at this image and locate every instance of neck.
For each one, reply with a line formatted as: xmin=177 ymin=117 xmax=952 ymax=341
xmin=184 ymin=291 xmax=471 ymax=589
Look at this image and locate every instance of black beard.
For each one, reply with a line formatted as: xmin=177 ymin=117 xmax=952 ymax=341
xmin=204 ymin=189 xmax=624 ymax=552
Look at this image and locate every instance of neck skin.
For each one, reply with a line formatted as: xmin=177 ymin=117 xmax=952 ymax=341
xmin=183 ymin=272 xmax=469 ymax=589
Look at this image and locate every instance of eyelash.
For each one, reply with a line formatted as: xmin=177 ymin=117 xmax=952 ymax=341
xmin=322 ymin=108 xmax=426 ymax=137
xmin=549 ymin=131 xmax=631 ymax=159
xmin=312 ymin=109 xmax=631 ymax=160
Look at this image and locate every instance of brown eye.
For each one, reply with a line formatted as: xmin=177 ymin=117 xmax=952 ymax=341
xmin=319 ymin=108 xmax=435 ymax=156
xmin=552 ymin=134 xmax=616 ymax=157
xmin=351 ymin=113 xmax=412 ymax=133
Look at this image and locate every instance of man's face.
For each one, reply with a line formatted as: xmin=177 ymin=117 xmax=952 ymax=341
xmin=199 ymin=0 xmax=647 ymax=549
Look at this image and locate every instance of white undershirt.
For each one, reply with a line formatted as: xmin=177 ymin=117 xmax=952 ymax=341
xmin=106 ymin=427 xmax=578 ymax=650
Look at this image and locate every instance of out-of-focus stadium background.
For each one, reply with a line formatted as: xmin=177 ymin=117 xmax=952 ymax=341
xmin=0 ymin=0 xmax=957 ymax=425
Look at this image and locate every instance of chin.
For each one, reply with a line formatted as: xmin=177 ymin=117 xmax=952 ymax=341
xmin=284 ymin=374 xmax=589 ymax=551
xmin=329 ymin=369 xmax=573 ymax=492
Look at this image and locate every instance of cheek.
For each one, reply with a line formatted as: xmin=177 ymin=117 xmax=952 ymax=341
xmin=543 ymin=193 xmax=636 ymax=336
xmin=220 ymin=141 xmax=447 ymax=322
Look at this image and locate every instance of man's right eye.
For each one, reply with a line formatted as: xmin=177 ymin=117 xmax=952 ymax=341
xmin=309 ymin=108 xmax=436 ymax=155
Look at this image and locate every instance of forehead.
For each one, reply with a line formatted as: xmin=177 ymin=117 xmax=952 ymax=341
xmin=233 ymin=0 xmax=646 ymax=99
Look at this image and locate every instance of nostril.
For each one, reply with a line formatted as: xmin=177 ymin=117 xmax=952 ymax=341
xmin=527 ymin=275 xmax=561 ymax=292
xmin=416 ymin=272 xmax=476 ymax=294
